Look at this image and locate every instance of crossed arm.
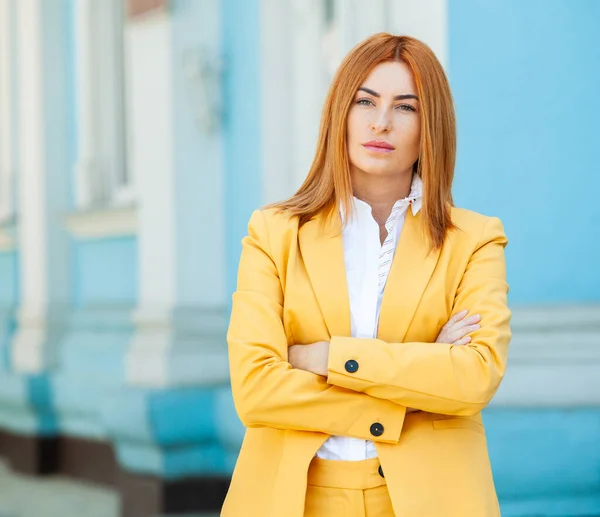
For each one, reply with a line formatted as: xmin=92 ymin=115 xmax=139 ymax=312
xmin=288 ymin=308 xmax=482 ymax=414
xmin=227 ymin=210 xmax=511 ymax=441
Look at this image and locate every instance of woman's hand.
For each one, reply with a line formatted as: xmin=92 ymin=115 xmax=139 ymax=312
xmin=436 ymin=309 xmax=481 ymax=345
xmin=288 ymin=311 xmax=479 ymax=412
xmin=288 ymin=341 xmax=330 ymax=376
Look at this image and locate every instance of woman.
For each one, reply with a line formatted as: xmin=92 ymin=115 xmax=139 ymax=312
xmin=222 ymin=33 xmax=511 ymax=517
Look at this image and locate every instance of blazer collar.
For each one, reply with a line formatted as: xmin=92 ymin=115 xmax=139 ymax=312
xmin=340 ymin=173 xmax=424 ymax=224
xmin=298 ymin=206 xmax=441 ymax=343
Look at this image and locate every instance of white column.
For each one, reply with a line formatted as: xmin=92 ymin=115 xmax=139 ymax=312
xmin=73 ymin=0 xmax=127 ymax=209
xmin=350 ymin=0 xmax=389 ymax=46
xmin=125 ymin=11 xmax=176 ymax=384
xmin=11 ymin=0 xmax=70 ymax=372
xmin=260 ymin=0 xmax=294 ymax=204
xmin=100 ymin=0 xmax=128 ymax=205
xmin=0 ymin=0 xmax=15 ymax=221
xmin=492 ymin=305 xmax=600 ymax=407
xmin=334 ymin=0 xmax=359 ymax=57
xmin=333 ymin=0 xmax=448 ymax=70
xmin=290 ymin=0 xmax=328 ymax=189
xmin=388 ymin=0 xmax=448 ymax=69
xmin=329 ymin=0 xmax=391 ymax=78
xmin=127 ymin=13 xmax=176 ymax=314
xmin=124 ymin=2 xmax=229 ymax=387
xmin=73 ymin=0 xmax=99 ymax=208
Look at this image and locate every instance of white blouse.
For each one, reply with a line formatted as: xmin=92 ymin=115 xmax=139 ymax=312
xmin=315 ymin=174 xmax=423 ymax=461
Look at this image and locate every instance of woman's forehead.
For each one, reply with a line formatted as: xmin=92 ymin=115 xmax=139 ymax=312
xmin=359 ymin=61 xmax=417 ymax=96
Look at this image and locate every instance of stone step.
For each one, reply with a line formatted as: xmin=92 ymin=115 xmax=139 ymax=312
xmin=0 ymin=459 xmax=218 ymax=517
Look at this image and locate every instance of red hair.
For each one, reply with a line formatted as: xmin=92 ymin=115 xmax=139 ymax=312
xmin=267 ymin=33 xmax=457 ymax=251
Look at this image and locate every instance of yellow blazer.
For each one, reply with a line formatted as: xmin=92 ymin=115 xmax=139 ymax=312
xmin=222 ymin=205 xmax=511 ymax=517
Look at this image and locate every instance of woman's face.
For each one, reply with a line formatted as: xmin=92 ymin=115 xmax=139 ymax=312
xmin=346 ymin=61 xmax=421 ymax=179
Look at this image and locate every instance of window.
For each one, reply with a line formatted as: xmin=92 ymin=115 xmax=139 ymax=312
xmin=74 ymin=0 xmax=133 ymax=210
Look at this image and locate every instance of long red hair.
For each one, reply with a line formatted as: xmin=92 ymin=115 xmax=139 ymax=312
xmin=267 ymin=33 xmax=457 ymax=251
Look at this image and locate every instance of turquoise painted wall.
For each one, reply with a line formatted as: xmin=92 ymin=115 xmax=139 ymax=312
xmin=0 ymin=252 xmax=18 ymax=305
xmin=449 ymin=0 xmax=600 ymax=304
xmin=170 ymin=0 xmax=226 ymax=306
xmin=222 ymin=0 xmax=262 ymax=300
xmin=484 ymin=407 xmax=600 ymax=515
xmin=0 ymin=251 xmax=18 ymax=368
xmin=450 ymin=3 xmax=600 ymax=513
xmin=71 ymin=237 xmax=137 ymax=306
xmin=59 ymin=235 xmax=137 ymax=438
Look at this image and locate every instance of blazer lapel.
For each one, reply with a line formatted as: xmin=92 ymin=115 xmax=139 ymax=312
xmin=298 ymin=210 xmax=351 ymax=338
xmin=377 ymin=209 xmax=442 ymax=343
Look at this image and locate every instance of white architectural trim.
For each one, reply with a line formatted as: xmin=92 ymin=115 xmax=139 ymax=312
xmin=0 ymin=227 xmax=14 ymax=251
xmin=64 ymin=207 xmax=137 ymax=239
xmin=0 ymin=0 xmax=15 ymax=222
xmin=12 ymin=0 xmax=70 ymax=372
xmin=125 ymin=0 xmax=227 ymax=387
xmin=259 ymin=0 xmax=294 ymax=204
xmin=334 ymin=0 xmax=389 ymax=58
xmin=333 ymin=0 xmax=448 ymax=69
xmin=127 ymin=306 xmax=229 ymax=387
xmin=491 ymin=305 xmax=600 ymax=407
xmin=74 ymin=0 xmax=130 ymax=210
xmin=125 ymin=10 xmax=175 ymax=313
xmin=124 ymin=10 xmax=176 ymax=385
xmin=289 ymin=0 xmax=328 ymax=191
xmin=260 ymin=0 xmax=331 ymax=203
xmin=387 ymin=0 xmax=448 ymax=70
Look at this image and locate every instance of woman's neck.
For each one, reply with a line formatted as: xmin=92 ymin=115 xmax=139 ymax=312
xmin=350 ymin=168 xmax=414 ymax=225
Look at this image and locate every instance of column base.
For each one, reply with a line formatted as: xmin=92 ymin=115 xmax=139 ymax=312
xmin=0 ymin=432 xmax=231 ymax=516
xmin=56 ymin=435 xmax=118 ymax=486
xmin=119 ymin=470 xmax=230 ymax=517
xmin=0 ymin=429 xmax=59 ymax=474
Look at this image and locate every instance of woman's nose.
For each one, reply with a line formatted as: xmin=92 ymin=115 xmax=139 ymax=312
xmin=371 ymin=110 xmax=391 ymax=133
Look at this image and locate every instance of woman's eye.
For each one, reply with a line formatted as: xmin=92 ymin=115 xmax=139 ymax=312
xmin=357 ymin=98 xmax=374 ymax=107
xmin=396 ymin=104 xmax=416 ymax=112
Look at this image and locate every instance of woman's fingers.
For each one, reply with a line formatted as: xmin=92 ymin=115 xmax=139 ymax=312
xmin=435 ymin=310 xmax=482 ymax=344
xmin=447 ymin=323 xmax=480 ymax=342
xmin=458 ymin=323 xmax=481 ymax=335
xmin=453 ymin=313 xmax=481 ymax=329
xmin=445 ymin=309 xmax=468 ymax=327
xmin=453 ymin=336 xmax=472 ymax=346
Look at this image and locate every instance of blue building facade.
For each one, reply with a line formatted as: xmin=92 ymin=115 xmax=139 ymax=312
xmin=0 ymin=0 xmax=598 ymax=516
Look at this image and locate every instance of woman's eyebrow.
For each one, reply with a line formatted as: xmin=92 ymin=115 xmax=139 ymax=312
xmin=358 ymin=86 xmax=419 ymax=101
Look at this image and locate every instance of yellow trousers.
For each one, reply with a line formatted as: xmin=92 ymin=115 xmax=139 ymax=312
xmin=304 ymin=457 xmax=395 ymax=517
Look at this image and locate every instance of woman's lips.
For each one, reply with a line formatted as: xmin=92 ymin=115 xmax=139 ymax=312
xmin=362 ymin=141 xmax=395 ymax=153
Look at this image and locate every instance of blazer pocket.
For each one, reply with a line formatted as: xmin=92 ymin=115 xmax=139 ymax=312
xmin=432 ymin=418 xmax=486 ymax=436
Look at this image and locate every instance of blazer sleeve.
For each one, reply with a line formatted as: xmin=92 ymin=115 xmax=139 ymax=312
xmin=326 ymin=216 xmax=511 ymax=416
xmin=227 ymin=210 xmax=406 ymax=442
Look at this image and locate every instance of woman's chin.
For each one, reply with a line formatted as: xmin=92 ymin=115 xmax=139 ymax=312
xmin=357 ymin=165 xmax=404 ymax=177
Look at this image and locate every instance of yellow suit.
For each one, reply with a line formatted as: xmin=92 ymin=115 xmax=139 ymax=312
xmin=222 ymin=205 xmax=511 ymax=517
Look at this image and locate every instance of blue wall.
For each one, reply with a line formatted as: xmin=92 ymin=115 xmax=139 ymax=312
xmin=484 ymin=407 xmax=600 ymax=515
xmin=71 ymin=237 xmax=138 ymax=307
xmin=170 ymin=0 xmax=227 ymax=306
xmin=0 ymin=251 xmax=18 ymax=369
xmin=450 ymin=3 xmax=600 ymax=513
xmin=449 ymin=0 xmax=600 ymax=304
xmin=221 ymin=0 xmax=262 ymax=300
xmin=0 ymin=251 xmax=18 ymax=305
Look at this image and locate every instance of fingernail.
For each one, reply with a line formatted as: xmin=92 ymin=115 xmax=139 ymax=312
xmin=460 ymin=309 xmax=468 ymax=315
